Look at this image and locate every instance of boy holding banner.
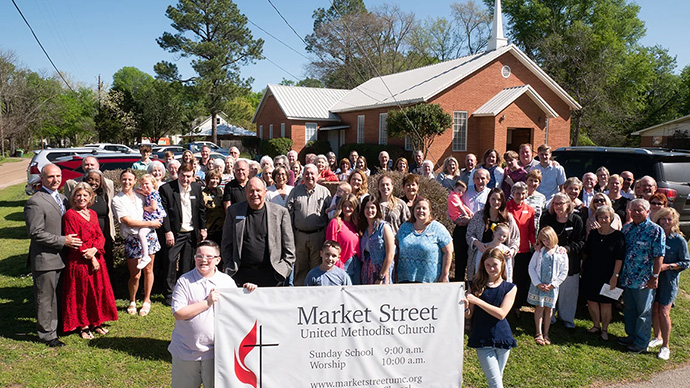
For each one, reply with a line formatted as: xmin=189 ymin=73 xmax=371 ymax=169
xmin=305 ymin=240 xmax=353 ymax=286
xmin=168 ymin=240 xmax=256 ymax=388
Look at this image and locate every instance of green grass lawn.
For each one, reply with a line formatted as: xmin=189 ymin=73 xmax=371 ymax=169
xmin=1 ymin=182 xmax=689 ymax=387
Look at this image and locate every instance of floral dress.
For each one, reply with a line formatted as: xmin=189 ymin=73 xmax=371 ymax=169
xmin=360 ymin=220 xmax=393 ymax=284
xmin=527 ymin=252 xmax=557 ymax=308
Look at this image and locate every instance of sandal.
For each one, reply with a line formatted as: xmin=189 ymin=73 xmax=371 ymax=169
xmin=78 ymin=328 xmax=94 ymax=340
xmin=139 ymin=301 xmax=151 ymax=317
xmin=544 ymin=336 xmax=552 ymax=345
xmin=535 ymin=334 xmax=545 ymax=346
xmin=127 ymin=301 xmax=137 ymax=315
xmin=600 ymin=330 xmax=609 ymax=341
xmin=587 ymin=326 xmax=601 ymax=334
xmin=93 ymin=326 xmax=109 ymax=335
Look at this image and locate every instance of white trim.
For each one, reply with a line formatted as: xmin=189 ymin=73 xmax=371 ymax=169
xmin=378 ymin=113 xmax=388 ymax=145
xmin=452 ymin=111 xmax=468 ymax=152
xmin=305 ymin=122 xmax=317 ymax=145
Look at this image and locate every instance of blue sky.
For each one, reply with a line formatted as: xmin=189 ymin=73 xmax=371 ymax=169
xmin=1 ymin=0 xmax=687 ymax=92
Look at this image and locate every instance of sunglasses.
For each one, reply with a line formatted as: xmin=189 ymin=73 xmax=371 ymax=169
xmin=650 ymin=202 xmax=664 ymax=206
xmin=593 ymin=198 xmax=606 ymax=204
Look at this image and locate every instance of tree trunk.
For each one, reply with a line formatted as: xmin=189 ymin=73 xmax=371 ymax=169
xmin=571 ymin=112 xmax=582 ymax=146
xmin=211 ymin=111 xmax=218 ymax=145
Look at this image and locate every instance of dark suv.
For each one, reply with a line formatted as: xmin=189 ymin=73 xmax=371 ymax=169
xmin=552 ymin=147 xmax=690 ymax=234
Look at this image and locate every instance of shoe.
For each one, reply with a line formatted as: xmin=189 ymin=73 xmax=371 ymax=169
xmin=78 ymin=328 xmax=94 ymax=340
xmin=139 ymin=301 xmax=151 ymax=317
xmin=587 ymin=326 xmax=601 ymax=334
xmin=93 ymin=326 xmax=109 ymax=335
xmin=45 ymin=338 xmax=65 ymax=347
xmin=627 ymin=345 xmax=646 ymax=354
xmin=618 ymin=336 xmax=634 ymax=346
xmin=535 ymin=334 xmax=545 ymax=346
xmin=648 ymin=337 xmax=663 ymax=348
xmin=137 ymin=256 xmax=151 ymax=270
xmin=658 ymin=347 xmax=670 ymax=360
xmin=544 ymin=335 xmax=552 ymax=345
xmin=127 ymin=301 xmax=137 ymax=315
xmin=600 ymin=330 xmax=609 ymax=341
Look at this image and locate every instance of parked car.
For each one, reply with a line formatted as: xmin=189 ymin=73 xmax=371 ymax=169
xmin=84 ymin=143 xmax=137 ymax=154
xmin=152 ymin=146 xmax=186 ymax=160
xmin=52 ymin=154 xmax=143 ymax=190
xmin=174 ymin=151 xmax=226 ymax=164
xmin=25 ymin=148 xmax=113 ymax=194
xmin=184 ymin=141 xmax=229 ymax=155
xmin=552 ymin=146 xmax=690 ymax=234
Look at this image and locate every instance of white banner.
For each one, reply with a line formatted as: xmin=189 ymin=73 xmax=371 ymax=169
xmin=216 ymin=283 xmax=465 ymax=388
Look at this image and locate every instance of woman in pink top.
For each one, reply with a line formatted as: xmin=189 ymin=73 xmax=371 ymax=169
xmin=325 ymin=193 xmax=361 ymax=284
xmin=448 ymin=180 xmax=474 ymax=282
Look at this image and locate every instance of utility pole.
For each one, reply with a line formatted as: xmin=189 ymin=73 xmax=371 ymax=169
xmin=97 ymin=74 xmax=102 ymax=142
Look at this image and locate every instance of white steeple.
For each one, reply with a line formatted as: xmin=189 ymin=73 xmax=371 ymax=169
xmin=487 ymin=0 xmax=508 ymax=51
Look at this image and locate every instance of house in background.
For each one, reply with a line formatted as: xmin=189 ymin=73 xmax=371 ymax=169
xmin=631 ymin=114 xmax=690 ymax=148
xmin=183 ymin=112 xmax=256 ymax=148
xmin=252 ymin=0 xmax=581 ymax=167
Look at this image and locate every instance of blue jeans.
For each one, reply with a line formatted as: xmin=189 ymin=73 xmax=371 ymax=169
xmin=623 ymin=287 xmax=655 ymax=349
xmin=476 ymin=347 xmax=510 ymax=388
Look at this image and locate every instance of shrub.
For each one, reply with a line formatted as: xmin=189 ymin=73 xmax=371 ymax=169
xmin=242 ymin=137 xmax=261 ymax=158
xmin=367 ymin=171 xmax=453 ymax=232
xmin=261 ymin=138 xmax=293 ymax=158
xmin=302 ymin=140 xmax=331 ymax=158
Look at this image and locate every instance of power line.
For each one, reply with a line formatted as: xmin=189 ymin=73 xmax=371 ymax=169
xmin=247 ymin=18 xmax=311 ymax=61
xmin=265 ymin=0 xmax=310 ymax=48
xmin=263 ymin=56 xmax=301 ymax=82
xmin=11 ymin=0 xmax=75 ymax=92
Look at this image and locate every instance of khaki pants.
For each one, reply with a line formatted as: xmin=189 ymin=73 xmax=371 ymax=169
xmin=293 ymin=229 xmax=325 ymax=286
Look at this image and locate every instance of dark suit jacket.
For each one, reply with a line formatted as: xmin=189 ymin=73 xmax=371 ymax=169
xmin=159 ymin=180 xmax=206 ymax=238
xmin=25 ymin=190 xmax=67 ymax=272
xmin=222 ymin=201 xmax=295 ymax=279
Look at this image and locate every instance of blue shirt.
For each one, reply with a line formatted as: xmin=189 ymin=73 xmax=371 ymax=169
xmin=305 ymin=266 xmax=352 ymax=286
xmin=396 ymin=221 xmax=452 ymax=283
xmin=659 ymin=233 xmax=690 ymax=291
xmin=621 ymin=219 xmax=665 ymax=289
xmin=533 ymin=163 xmax=566 ymax=201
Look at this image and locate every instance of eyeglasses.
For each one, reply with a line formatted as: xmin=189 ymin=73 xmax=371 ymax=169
xmin=593 ymin=198 xmax=606 ymax=204
xmin=650 ymin=202 xmax=664 ymax=206
xmin=623 ymin=178 xmax=634 ymax=182
xmin=194 ymin=254 xmax=219 ymax=260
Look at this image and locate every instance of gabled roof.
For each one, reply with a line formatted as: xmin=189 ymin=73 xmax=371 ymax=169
xmin=630 ymin=114 xmax=690 ymax=136
xmin=183 ymin=123 xmax=255 ymax=137
xmin=329 ymin=44 xmax=581 ymax=113
xmin=252 ymin=84 xmax=349 ymax=123
xmin=474 ymin=85 xmax=558 ymax=118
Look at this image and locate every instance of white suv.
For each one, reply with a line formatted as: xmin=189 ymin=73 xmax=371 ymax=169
xmin=85 ymin=143 xmax=136 ymax=154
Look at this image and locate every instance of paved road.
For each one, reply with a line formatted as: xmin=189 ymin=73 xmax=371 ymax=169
xmin=0 ymin=158 xmax=30 ymax=191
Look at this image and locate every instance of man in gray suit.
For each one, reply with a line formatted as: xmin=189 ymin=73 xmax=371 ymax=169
xmin=25 ymin=164 xmax=82 ymax=347
xmin=222 ymin=177 xmax=295 ymax=286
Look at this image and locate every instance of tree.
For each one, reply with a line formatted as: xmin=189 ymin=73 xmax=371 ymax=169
xmin=386 ymin=103 xmax=452 ymax=157
xmin=137 ymin=79 xmax=188 ymax=144
xmin=41 ymin=87 xmax=96 ymax=147
xmin=95 ymin=89 xmax=137 ymax=144
xmin=451 ymin=0 xmax=491 ymax=55
xmin=494 ymin=0 xmax=681 ymax=145
xmin=305 ymin=3 xmax=428 ymax=89
xmin=156 ymin=0 xmax=263 ymax=144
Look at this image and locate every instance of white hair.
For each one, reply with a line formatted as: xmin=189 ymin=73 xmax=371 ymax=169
xmin=147 ymin=160 xmax=165 ymax=174
xmin=260 ymin=155 xmax=274 ymax=168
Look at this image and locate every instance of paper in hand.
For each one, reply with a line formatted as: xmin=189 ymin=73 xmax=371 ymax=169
xmin=599 ymin=284 xmax=624 ymax=300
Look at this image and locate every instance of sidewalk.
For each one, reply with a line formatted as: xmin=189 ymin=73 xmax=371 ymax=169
xmin=606 ymin=363 xmax=690 ymax=388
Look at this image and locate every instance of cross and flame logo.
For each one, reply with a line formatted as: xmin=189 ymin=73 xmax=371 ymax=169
xmin=234 ymin=320 xmax=279 ymax=388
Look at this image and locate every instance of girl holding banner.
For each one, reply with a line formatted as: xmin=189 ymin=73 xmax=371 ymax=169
xmin=464 ymin=248 xmax=517 ymax=388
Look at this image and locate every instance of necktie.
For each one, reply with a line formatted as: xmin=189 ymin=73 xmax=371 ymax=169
xmin=54 ymin=193 xmax=65 ymax=215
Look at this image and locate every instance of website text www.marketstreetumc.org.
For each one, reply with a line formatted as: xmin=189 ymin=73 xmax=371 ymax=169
xmin=309 ymin=375 xmax=423 ymax=388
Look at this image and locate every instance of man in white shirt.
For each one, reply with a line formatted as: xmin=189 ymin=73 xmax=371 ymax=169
xmin=462 ymin=168 xmax=491 ymax=214
xmin=533 ymin=144 xmax=566 ymax=203
xmin=580 ymin=172 xmax=597 ymax=208
xmin=621 ymin=171 xmax=635 ymax=199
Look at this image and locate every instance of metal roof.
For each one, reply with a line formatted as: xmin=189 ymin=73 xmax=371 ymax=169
xmin=630 ymin=114 xmax=690 ymax=136
xmin=183 ymin=123 xmax=256 ymax=137
xmin=252 ymin=84 xmax=349 ymax=122
xmin=473 ymin=85 xmax=558 ymax=118
xmin=329 ymin=44 xmax=581 ymax=113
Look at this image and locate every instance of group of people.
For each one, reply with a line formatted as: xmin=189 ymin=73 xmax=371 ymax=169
xmin=24 ymin=142 xmax=689 ymax=388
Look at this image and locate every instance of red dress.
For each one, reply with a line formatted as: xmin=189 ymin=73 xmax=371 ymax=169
xmin=62 ymin=208 xmax=118 ymax=332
